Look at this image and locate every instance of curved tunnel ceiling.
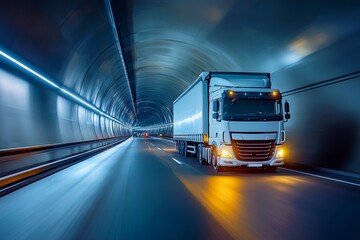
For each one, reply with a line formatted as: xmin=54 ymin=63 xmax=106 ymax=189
xmin=1 ymin=0 xmax=360 ymax=128
xmin=115 ymin=0 xmax=360 ymax=127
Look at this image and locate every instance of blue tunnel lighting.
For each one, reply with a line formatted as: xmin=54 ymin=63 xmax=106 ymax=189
xmin=0 ymin=49 xmax=132 ymax=129
xmin=0 ymin=50 xmax=60 ymax=89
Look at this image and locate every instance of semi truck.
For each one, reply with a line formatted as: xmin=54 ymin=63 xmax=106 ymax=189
xmin=173 ymin=72 xmax=290 ymax=172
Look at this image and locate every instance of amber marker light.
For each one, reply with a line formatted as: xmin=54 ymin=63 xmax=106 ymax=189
xmin=272 ymin=91 xmax=279 ymax=97
xmin=228 ymin=90 xmax=235 ymax=96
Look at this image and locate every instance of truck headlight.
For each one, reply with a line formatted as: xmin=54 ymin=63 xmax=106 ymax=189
xmin=220 ymin=149 xmax=233 ymax=159
xmin=276 ymin=148 xmax=284 ymax=158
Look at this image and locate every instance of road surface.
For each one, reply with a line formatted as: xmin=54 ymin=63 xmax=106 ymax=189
xmin=1 ymin=137 xmax=359 ymax=239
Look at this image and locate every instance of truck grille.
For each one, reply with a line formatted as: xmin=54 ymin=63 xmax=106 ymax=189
xmin=232 ymin=140 xmax=275 ymax=161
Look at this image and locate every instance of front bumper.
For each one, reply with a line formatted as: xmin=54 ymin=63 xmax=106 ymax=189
xmin=217 ymin=145 xmax=284 ymax=168
xmin=218 ymin=157 xmax=284 ymax=168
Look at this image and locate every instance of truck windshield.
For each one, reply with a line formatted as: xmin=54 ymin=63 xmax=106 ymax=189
xmin=223 ymin=98 xmax=283 ymax=121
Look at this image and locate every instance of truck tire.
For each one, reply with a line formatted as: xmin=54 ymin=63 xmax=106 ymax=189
xmin=176 ymin=142 xmax=180 ymax=154
xmin=211 ymin=148 xmax=222 ymax=172
xmin=184 ymin=141 xmax=189 ymax=157
xmin=179 ymin=141 xmax=182 ymax=155
xmin=197 ymin=144 xmax=204 ymax=165
xmin=181 ymin=142 xmax=185 ymax=156
xmin=207 ymin=148 xmax=212 ymax=164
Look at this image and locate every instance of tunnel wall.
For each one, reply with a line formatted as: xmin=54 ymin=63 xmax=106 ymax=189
xmin=0 ymin=66 xmax=130 ymax=150
xmin=272 ymin=31 xmax=360 ymax=174
xmin=0 ymin=0 xmax=134 ymax=150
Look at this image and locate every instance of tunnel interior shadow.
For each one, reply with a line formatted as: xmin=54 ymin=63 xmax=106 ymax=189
xmin=310 ymin=106 xmax=358 ymax=170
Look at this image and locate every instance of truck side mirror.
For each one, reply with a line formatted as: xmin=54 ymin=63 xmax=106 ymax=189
xmin=284 ymin=100 xmax=290 ymax=121
xmin=285 ymin=100 xmax=290 ymax=113
xmin=212 ymin=113 xmax=219 ymax=119
xmin=213 ymin=100 xmax=219 ymax=112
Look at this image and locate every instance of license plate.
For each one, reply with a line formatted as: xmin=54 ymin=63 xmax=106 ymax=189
xmin=248 ymin=163 xmax=263 ymax=167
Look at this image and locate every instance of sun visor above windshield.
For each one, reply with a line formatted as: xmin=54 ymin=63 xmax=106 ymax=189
xmin=209 ymin=72 xmax=271 ymax=88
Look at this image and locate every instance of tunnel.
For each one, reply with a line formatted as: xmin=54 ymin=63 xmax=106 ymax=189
xmin=0 ymin=0 xmax=360 ymax=239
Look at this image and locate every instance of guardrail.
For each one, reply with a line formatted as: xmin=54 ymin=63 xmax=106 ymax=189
xmin=0 ymin=136 xmax=130 ymax=196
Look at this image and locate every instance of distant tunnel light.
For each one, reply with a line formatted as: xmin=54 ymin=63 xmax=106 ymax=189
xmin=134 ymin=123 xmax=174 ymax=131
xmin=0 ymin=49 xmax=131 ymax=129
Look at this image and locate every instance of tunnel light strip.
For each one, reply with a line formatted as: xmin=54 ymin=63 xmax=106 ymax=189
xmin=105 ymin=0 xmax=137 ymax=121
xmin=0 ymin=49 xmax=131 ymax=129
xmin=0 ymin=50 xmax=60 ymax=89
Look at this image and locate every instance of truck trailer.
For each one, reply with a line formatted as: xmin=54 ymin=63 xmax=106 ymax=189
xmin=173 ymin=72 xmax=290 ymax=172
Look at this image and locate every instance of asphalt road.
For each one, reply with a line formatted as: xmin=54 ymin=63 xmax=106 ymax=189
xmin=0 ymin=137 xmax=359 ymax=240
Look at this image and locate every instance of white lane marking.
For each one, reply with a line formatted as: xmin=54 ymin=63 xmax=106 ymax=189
xmin=280 ymin=167 xmax=360 ymax=187
xmin=150 ymin=143 xmax=155 ymax=146
xmin=171 ymin=158 xmax=183 ymax=165
xmin=144 ymin=141 xmax=151 ymax=151
xmin=157 ymin=147 xmax=162 ymax=151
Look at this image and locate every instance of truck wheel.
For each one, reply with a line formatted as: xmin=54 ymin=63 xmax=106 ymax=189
xmin=197 ymin=145 xmax=204 ymax=165
xmin=181 ymin=141 xmax=185 ymax=156
xmin=184 ymin=142 xmax=189 ymax=157
xmin=206 ymin=148 xmax=212 ymax=164
xmin=211 ymin=149 xmax=222 ymax=172
xmin=176 ymin=142 xmax=180 ymax=154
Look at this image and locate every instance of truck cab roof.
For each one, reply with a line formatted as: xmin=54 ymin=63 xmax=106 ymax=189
xmin=207 ymin=72 xmax=271 ymax=89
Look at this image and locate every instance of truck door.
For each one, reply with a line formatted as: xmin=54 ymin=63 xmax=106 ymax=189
xmin=209 ymin=98 xmax=222 ymax=145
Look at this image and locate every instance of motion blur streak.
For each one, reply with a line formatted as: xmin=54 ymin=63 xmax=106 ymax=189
xmin=175 ymin=174 xmax=311 ymax=239
xmin=0 ymin=138 xmax=134 ymax=240
xmin=178 ymin=176 xmax=250 ymax=239
xmin=0 ymin=138 xmax=230 ymax=240
xmin=267 ymin=175 xmax=307 ymax=193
